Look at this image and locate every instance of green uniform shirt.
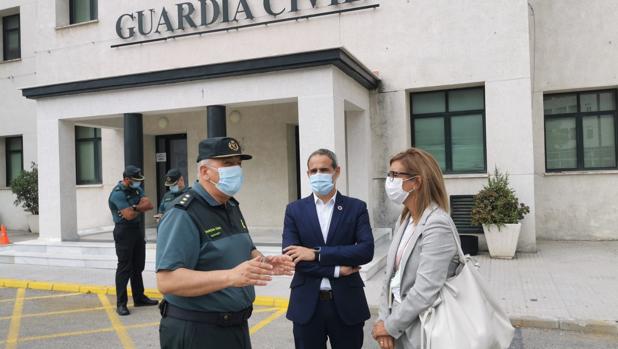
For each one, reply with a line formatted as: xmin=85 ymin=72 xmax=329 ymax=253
xmin=158 ymin=187 xmax=189 ymax=214
xmin=156 ymin=182 xmax=256 ymax=312
xmin=108 ymin=182 xmax=144 ymax=224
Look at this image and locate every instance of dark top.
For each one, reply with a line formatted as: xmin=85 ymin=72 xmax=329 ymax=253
xmin=156 ymin=182 xmax=256 ymax=312
xmin=108 ymin=182 xmax=144 ymax=224
xmin=282 ymin=192 xmax=374 ymax=326
xmin=158 ymin=187 xmax=189 ymax=214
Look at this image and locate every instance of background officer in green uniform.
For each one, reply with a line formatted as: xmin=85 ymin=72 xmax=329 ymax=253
xmin=154 ymin=168 xmax=189 ymax=222
xmin=156 ymin=137 xmax=294 ymax=349
xmin=108 ymin=165 xmax=159 ymax=316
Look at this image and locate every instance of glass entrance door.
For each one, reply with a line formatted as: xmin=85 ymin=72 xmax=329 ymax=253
xmin=155 ymin=134 xmax=188 ymax=207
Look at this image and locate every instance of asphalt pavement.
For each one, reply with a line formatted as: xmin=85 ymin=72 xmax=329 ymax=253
xmin=2 ymin=287 xmax=617 ymax=349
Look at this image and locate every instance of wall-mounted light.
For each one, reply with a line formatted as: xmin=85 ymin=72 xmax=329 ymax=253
xmin=158 ymin=116 xmax=169 ymax=129
xmin=229 ymin=110 xmax=242 ymax=124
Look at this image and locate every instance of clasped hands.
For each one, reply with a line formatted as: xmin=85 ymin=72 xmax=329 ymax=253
xmin=229 ymin=255 xmax=295 ymax=287
xmin=372 ymin=320 xmax=394 ymax=349
xmin=283 ymin=245 xmax=361 ymax=276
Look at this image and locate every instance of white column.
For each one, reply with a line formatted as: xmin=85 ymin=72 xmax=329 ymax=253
xmin=37 ymin=118 xmax=78 ymax=241
xmin=485 ymin=79 xmax=536 ymax=252
xmin=298 ymin=95 xmax=347 ymax=197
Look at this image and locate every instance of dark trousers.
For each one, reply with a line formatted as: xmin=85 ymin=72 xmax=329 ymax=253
xmin=160 ymin=316 xmax=251 ymax=349
xmin=113 ymin=223 xmax=146 ymax=306
xmin=293 ymin=298 xmax=364 ymax=349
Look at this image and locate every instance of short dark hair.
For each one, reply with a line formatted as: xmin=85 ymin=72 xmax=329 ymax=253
xmin=307 ymin=149 xmax=338 ymax=169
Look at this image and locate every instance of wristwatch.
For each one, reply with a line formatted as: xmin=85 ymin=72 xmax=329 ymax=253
xmin=132 ymin=205 xmax=138 ymax=212
xmin=314 ymin=247 xmax=321 ymax=262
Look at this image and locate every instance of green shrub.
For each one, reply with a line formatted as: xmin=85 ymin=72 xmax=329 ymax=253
xmin=471 ymin=168 xmax=529 ymax=227
xmin=11 ymin=162 xmax=39 ymax=215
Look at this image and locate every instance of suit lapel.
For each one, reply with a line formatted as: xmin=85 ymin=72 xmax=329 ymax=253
xmin=325 ymin=193 xmax=344 ymax=245
xmin=386 ymin=214 xmax=410 ymax=278
xmin=398 ymin=204 xmax=439 ymax=276
xmin=397 ymin=225 xmax=423 ymax=276
xmin=305 ymin=195 xmax=326 ymax=245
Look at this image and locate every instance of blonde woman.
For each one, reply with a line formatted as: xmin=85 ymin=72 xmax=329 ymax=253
xmin=372 ymin=148 xmax=460 ymax=349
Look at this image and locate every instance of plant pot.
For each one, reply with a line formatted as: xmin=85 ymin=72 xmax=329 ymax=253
xmin=27 ymin=214 xmax=39 ymax=234
xmin=482 ymin=223 xmax=521 ymax=259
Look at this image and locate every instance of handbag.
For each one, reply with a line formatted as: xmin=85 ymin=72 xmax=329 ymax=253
xmin=419 ymin=220 xmax=515 ymax=349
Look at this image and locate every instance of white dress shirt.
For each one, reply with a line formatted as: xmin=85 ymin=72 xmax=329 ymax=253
xmin=314 ymin=193 xmax=341 ymax=290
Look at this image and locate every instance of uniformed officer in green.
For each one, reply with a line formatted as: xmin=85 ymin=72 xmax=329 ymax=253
xmin=156 ymin=137 xmax=294 ymax=349
xmin=156 ymin=168 xmax=189 ymax=220
xmin=108 ymin=165 xmax=159 ymax=316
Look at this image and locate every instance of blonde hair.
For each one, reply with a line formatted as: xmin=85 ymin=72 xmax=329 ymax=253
xmin=389 ymin=148 xmax=449 ymax=223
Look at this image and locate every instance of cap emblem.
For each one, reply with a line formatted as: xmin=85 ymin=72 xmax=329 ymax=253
xmin=228 ymin=140 xmax=240 ymax=151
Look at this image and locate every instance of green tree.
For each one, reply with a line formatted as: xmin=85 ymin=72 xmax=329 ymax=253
xmin=11 ymin=162 xmax=39 ymax=215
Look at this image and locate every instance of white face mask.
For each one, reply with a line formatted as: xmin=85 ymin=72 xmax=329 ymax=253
xmin=385 ymin=177 xmax=416 ymax=205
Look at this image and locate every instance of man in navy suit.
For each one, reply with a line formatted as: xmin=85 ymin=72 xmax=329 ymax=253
xmin=283 ymin=149 xmax=374 ymax=349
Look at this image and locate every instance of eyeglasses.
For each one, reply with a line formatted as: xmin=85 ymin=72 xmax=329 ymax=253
xmin=386 ymin=171 xmax=417 ymax=181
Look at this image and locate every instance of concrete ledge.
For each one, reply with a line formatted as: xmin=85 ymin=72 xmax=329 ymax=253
xmin=557 ymin=319 xmax=618 ymax=336
xmin=511 ymin=316 xmax=618 ymax=336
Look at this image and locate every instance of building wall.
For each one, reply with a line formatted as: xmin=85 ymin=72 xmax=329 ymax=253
xmin=530 ymin=0 xmax=618 ymax=240
xmin=228 ymin=103 xmax=299 ymax=229
xmin=0 ymin=0 xmax=37 ymax=230
xmin=0 ymin=0 xmax=616 ymax=241
xmin=75 ymin=127 xmax=124 ymax=230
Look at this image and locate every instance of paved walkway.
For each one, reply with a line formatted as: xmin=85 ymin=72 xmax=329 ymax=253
xmin=362 ymin=240 xmax=618 ymax=333
xmin=1 ymin=240 xmax=617 ymax=333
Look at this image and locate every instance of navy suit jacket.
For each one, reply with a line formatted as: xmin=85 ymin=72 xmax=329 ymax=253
xmin=283 ymin=192 xmax=374 ymax=326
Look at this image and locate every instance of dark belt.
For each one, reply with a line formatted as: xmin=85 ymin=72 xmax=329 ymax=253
xmin=159 ymin=300 xmax=252 ymax=327
xmin=115 ymin=221 xmax=140 ymax=227
xmin=319 ymin=290 xmax=334 ymax=301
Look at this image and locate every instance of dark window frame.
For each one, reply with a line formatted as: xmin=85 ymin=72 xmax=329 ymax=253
xmin=544 ymin=89 xmax=618 ymax=172
xmin=5 ymin=136 xmax=23 ymax=187
xmin=69 ymin=0 xmax=98 ymax=24
xmin=75 ymin=126 xmax=102 ymax=185
xmin=410 ymin=87 xmax=487 ymax=174
xmin=2 ymin=14 xmax=21 ymax=61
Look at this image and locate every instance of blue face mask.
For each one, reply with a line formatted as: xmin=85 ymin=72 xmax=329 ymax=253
xmin=310 ymin=173 xmax=334 ymax=196
xmin=130 ymin=181 xmax=142 ymax=189
xmin=211 ymin=165 xmax=244 ymax=197
xmin=170 ymin=185 xmax=180 ymax=193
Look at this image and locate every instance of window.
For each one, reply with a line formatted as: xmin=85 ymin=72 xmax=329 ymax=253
xmin=544 ymin=90 xmax=617 ymax=171
xmin=75 ymin=126 xmax=102 ymax=184
xmin=5 ymin=136 xmax=23 ymax=186
xmin=411 ymin=87 xmax=486 ymax=173
xmin=70 ymin=0 xmax=97 ymax=24
xmin=2 ymin=14 xmax=20 ymax=61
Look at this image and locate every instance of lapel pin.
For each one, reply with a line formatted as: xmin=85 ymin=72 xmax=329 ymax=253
xmin=337 ymin=205 xmax=343 ymax=211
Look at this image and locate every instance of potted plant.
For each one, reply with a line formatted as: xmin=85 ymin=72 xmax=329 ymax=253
xmin=471 ymin=168 xmax=529 ymax=259
xmin=11 ymin=162 xmax=39 ymax=234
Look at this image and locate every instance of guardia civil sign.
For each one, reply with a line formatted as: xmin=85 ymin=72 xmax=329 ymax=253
xmin=115 ymin=0 xmax=370 ymax=41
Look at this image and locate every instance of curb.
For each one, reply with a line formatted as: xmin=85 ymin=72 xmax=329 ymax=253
xmin=368 ymin=306 xmax=618 ymax=336
xmin=511 ymin=316 xmax=618 ymax=336
xmin=0 ymin=278 xmax=289 ymax=309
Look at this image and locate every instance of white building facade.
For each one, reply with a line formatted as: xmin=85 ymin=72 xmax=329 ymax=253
xmin=1 ymin=0 xmax=617 ymax=251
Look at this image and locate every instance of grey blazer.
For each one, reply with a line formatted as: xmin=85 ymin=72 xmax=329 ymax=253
xmin=378 ymin=204 xmax=459 ymax=349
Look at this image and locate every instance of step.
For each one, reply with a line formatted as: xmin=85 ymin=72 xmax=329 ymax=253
xmin=0 ymin=250 xmax=156 ymax=271
xmin=6 ymin=240 xmax=156 ymax=256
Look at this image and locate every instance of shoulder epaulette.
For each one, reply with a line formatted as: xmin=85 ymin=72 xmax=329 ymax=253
xmin=174 ymin=190 xmax=196 ymax=210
